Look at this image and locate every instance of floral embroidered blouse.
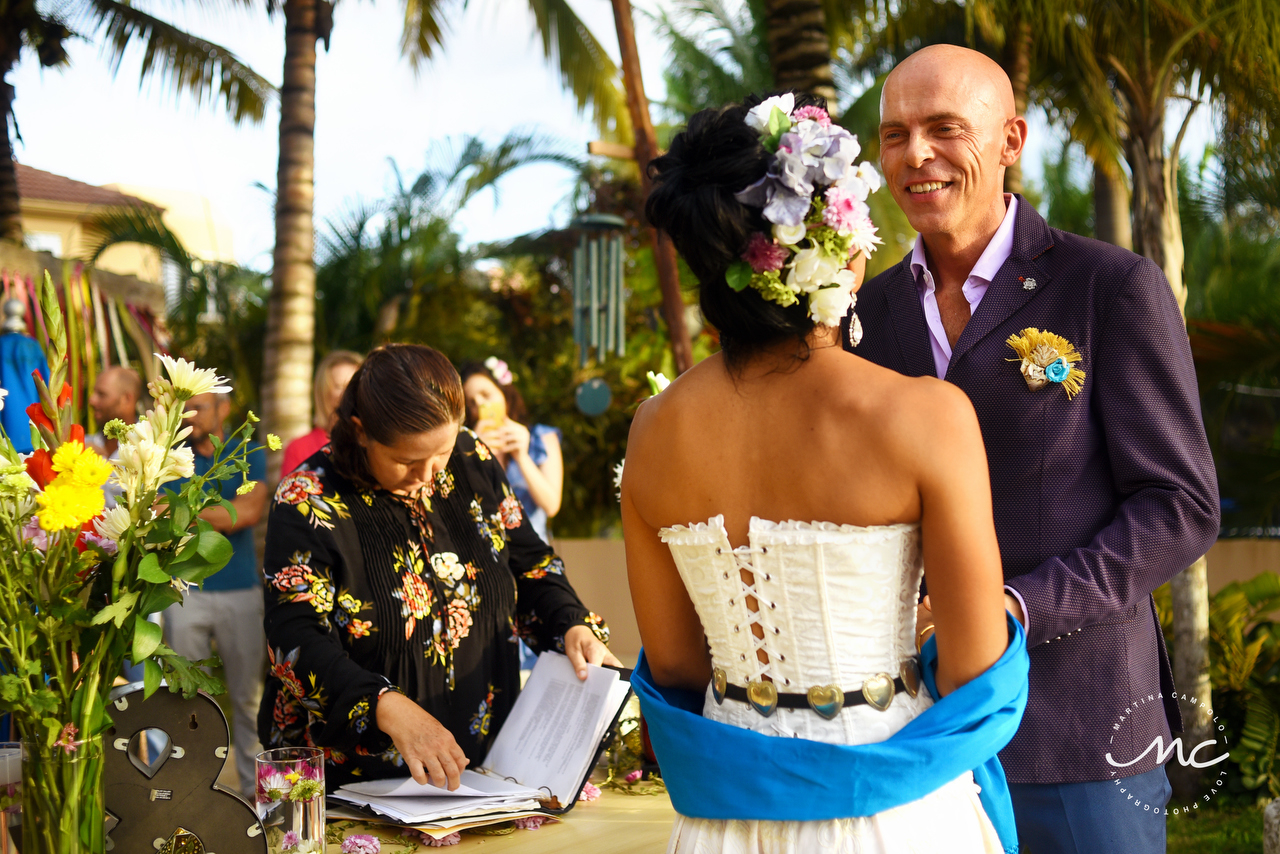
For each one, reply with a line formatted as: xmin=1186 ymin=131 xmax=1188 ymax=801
xmin=257 ymin=428 xmax=608 ymax=789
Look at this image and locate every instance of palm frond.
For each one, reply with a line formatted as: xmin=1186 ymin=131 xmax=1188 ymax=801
xmin=398 ymin=0 xmax=451 ymax=67
xmin=82 ymin=0 xmax=274 ymax=125
xmin=83 ymin=204 xmax=193 ymax=270
xmin=525 ymin=0 xmax=632 ymax=142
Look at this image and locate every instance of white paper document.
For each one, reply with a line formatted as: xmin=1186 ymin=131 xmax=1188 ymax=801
xmin=331 ymin=652 xmax=632 ymax=823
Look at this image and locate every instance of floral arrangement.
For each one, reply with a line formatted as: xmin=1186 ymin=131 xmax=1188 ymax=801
xmin=727 ymin=94 xmax=884 ymax=334
xmin=256 ymin=759 xmax=325 ymax=804
xmin=1005 ymin=328 xmax=1086 ymax=398
xmin=0 ymin=273 xmax=268 ymax=852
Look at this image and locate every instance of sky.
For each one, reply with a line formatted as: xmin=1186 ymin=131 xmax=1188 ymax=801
xmin=14 ymin=0 xmax=1213 ymax=270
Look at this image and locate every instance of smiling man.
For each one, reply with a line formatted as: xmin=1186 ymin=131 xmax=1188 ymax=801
xmin=847 ymin=44 xmax=1219 ymax=853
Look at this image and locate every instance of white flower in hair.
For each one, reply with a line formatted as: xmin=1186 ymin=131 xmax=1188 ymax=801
xmin=773 ymin=223 xmax=807 ymax=246
xmin=808 ymin=282 xmax=856 ymax=327
xmin=786 ymin=246 xmax=843 ymax=294
xmin=745 ymin=94 xmax=796 ymax=133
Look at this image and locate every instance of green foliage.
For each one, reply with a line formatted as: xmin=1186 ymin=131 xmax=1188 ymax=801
xmin=1034 ymin=140 xmax=1095 ymax=238
xmin=1156 ymin=572 xmax=1280 ymax=800
xmin=1166 ymin=802 xmax=1267 ymax=854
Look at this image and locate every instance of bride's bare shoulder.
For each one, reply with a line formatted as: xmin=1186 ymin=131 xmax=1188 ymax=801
xmin=824 ymin=354 xmax=979 ymax=443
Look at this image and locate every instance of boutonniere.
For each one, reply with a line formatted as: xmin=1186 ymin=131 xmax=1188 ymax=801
xmin=1005 ymin=328 xmax=1086 ymax=399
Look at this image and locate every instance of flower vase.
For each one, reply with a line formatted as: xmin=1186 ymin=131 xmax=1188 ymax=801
xmin=20 ymin=736 xmax=105 ymax=854
xmin=256 ymin=747 xmax=325 ymax=854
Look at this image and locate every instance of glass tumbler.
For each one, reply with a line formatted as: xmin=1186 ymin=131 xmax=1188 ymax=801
xmin=255 ymin=747 xmax=325 ymax=854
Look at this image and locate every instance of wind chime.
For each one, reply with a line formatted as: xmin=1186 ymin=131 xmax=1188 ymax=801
xmin=570 ymin=214 xmax=628 ymax=368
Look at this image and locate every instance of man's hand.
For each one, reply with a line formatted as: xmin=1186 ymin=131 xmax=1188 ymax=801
xmin=1004 ymin=592 xmax=1026 ymax=626
xmin=375 ymin=692 xmax=469 ymax=790
xmin=563 ymin=624 xmax=622 ymax=680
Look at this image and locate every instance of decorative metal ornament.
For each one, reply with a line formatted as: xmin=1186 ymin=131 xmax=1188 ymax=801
xmin=847 ymin=312 xmax=863 ymax=348
xmin=1022 ymin=277 xmax=1037 ymax=291
xmin=861 ymin=673 xmax=896 ymax=712
xmin=570 ymin=214 xmax=629 ymax=367
xmin=104 ymin=686 xmax=266 ymax=853
xmin=711 ymin=668 xmax=728 ymax=705
xmin=900 ymin=658 xmax=921 ymax=699
xmin=806 ymin=685 xmax=845 ymax=720
xmin=746 ymin=680 xmax=778 ymax=717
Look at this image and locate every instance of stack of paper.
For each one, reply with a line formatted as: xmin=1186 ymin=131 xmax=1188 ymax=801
xmin=329 ymin=653 xmax=632 ymax=829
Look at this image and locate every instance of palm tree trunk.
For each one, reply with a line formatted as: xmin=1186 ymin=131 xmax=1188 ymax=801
xmin=763 ymin=0 xmax=836 ymax=107
xmin=1002 ymin=15 xmax=1032 ymax=195
xmin=0 ymin=75 xmax=23 ymax=244
xmin=610 ymin=0 xmax=694 ymax=374
xmin=1126 ymin=102 xmax=1211 ymax=803
xmin=263 ymin=0 xmax=319 ymax=483
xmin=1092 ymin=162 xmax=1132 ymax=249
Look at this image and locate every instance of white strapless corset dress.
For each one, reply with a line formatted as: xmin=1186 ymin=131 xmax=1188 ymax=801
xmin=659 ymin=517 xmax=1002 ymax=854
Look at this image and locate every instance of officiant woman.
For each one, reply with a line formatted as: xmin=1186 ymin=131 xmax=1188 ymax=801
xmin=258 ymin=343 xmax=619 ymax=791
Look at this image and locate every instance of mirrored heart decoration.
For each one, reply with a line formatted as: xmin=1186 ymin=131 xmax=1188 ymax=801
xmin=711 ymin=668 xmax=727 ymax=705
xmin=861 ymin=673 xmax=895 ymax=712
xmin=746 ymin=680 xmax=777 ymax=717
xmin=806 ymin=685 xmax=844 ymax=720
xmin=900 ymin=659 xmax=921 ymax=699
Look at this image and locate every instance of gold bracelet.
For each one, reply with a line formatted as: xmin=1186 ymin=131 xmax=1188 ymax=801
xmin=917 ymin=624 xmax=936 ymax=652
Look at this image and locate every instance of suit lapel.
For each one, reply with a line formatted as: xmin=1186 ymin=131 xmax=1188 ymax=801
xmin=947 ymin=197 xmax=1056 ymax=373
xmin=881 ymin=258 xmax=937 ymax=378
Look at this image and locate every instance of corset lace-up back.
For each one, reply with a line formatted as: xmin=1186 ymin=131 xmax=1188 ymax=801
xmin=659 ymin=516 xmax=932 ymax=744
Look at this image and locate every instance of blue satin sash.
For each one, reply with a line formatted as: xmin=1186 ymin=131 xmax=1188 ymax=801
xmin=632 ymin=616 xmax=1029 ymax=854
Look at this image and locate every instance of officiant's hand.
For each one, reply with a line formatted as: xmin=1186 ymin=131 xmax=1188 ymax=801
xmin=376 ymin=691 xmax=470 ymax=790
xmin=563 ymin=624 xmax=623 ymax=680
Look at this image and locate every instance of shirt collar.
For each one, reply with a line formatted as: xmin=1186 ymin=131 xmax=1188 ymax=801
xmin=910 ymin=194 xmax=1019 ymax=288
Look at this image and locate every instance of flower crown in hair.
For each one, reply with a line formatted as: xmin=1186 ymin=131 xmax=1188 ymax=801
xmin=727 ymin=94 xmax=884 ymax=330
xmin=484 ymin=356 xmax=513 ymax=386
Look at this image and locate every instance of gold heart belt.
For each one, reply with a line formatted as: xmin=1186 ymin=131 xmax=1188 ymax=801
xmin=713 ymin=658 xmax=922 ymax=720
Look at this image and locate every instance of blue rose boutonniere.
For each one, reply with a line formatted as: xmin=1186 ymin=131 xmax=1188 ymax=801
xmin=1005 ymin=329 xmax=1086 ymax=399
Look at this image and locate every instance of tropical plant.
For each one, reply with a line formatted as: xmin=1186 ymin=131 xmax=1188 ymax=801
xmin=0 ymin=273 xmax=262 ymax=852
xmin=85 ymin=205 xmax=271 ymax=417
xmin=1156 ymin=573 xmax=1280 ymax=800
xmin=261 ymin=0 xmax=633 ymax=477
xmin=0 ymin=0 xmax=271 ymax=243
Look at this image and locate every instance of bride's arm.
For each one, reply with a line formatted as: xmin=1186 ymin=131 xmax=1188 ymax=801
xmin=911 ymin=381 xmax=1009 ymax=696
xmin=620 ymin=409 xmax=712 ymax=692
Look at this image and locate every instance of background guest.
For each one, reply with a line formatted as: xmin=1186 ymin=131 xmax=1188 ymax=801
xmin=459 ymin=358 xmax=562 ymax=542
xmin=0 ymin=299 xmax=47 ymax=454
xmin=165 ymin=391 xmax=268 ymax=797
xmin=281 ymin=349 xmax=363 ymax=475
xmin=85 ymin=365 xmax=143 ymax=508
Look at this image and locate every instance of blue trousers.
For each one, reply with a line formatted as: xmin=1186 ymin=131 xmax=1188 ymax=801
xmin=1009 ymin=765 xmax=1171 ymax=854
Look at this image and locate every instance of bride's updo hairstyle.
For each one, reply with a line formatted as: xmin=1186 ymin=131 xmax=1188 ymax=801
xmin=645 ymin=92 xmax=829 ymax=367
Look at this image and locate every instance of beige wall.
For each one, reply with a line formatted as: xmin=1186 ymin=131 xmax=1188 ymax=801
xmin=554 ymin=537 xmax=1280 ymax=667
xmin=106 ymin=184 xmax=236 ymax=265
xmin=21 ymin=200 xmax=163 ymax=283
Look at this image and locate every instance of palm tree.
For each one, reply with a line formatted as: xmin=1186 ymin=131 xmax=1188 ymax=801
xmin=261 ymin=0 xmax=634 ymax=473
xmin=0 ymin=0 xmax=271 ymax=243
xmin=764 ymin=0 xmax=834 ymax=104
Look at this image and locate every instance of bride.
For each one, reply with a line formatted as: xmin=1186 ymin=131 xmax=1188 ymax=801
xmin=620 ymin=93 xmax=1023 ymax=854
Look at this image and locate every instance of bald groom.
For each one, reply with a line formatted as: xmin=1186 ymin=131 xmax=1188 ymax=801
xmin=849 ymin=45 xmax=1219 ymax=853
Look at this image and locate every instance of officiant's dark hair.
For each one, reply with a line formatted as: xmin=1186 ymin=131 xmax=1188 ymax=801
xmin=645 ymin=92 xmax=828 ymax=368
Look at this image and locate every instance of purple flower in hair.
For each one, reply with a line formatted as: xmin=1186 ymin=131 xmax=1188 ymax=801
xmin=742 ymin=233 xmax=789 ymax=273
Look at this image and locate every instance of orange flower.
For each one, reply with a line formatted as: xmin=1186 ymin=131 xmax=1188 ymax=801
xmin=25 ymin=449 xmax=54 ymax=489
xmin=25 ymin=403 xmax=52 ymax=434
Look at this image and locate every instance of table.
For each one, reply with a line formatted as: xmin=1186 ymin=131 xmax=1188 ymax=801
xmin=326 ymin=787 xmax=676 ymax=853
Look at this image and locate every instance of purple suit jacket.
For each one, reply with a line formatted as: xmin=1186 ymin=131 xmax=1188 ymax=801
xmin=847 ymin=198 xmax=1219 ymax=784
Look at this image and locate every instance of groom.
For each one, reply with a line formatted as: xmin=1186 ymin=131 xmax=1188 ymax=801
xmin=849 ymin=45 xmax=1219 ymax=853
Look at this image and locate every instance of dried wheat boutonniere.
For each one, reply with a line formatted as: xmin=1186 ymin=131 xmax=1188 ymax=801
xmin=1005 ymin=328 xmax=1086 ymax=399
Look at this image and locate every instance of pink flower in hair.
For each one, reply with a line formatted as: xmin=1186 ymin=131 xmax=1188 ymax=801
xmin=792 ymin=106 xmax=831 ymax=127
xmin=741 ymin=232 xmax=789 ymax=274
xmin=822 ymin=186 xmax=871 ymax=235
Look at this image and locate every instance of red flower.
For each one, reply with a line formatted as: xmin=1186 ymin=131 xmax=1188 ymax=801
xmin=56 ymin=383 xmax=71 ymax=408
xmin=25 ymin=449 xmax=54 ymax=489
xmin=69 ymin=424 xmax=84 ymax=445
xmin=26 ymin=402 xmax=53 ymax=434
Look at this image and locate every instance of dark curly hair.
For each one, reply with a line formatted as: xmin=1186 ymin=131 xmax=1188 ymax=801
xmin=645 ymin=92 xmax=829 ymax=368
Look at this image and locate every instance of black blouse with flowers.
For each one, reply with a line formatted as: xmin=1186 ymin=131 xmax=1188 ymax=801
xmin=257 ymin=428 xmax=608 ymax=789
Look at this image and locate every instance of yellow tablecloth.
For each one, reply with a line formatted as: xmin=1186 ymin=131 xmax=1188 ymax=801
xmin=325 ymin=786 xmax=676 ymax=853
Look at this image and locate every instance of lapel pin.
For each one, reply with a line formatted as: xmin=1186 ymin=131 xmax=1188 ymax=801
xmin=1022 ymin=277 xmax=1037 ymax=291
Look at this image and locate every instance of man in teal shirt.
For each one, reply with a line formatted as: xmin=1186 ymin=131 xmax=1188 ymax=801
xmin=165 ymin=391 xmax=268 ymax=796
